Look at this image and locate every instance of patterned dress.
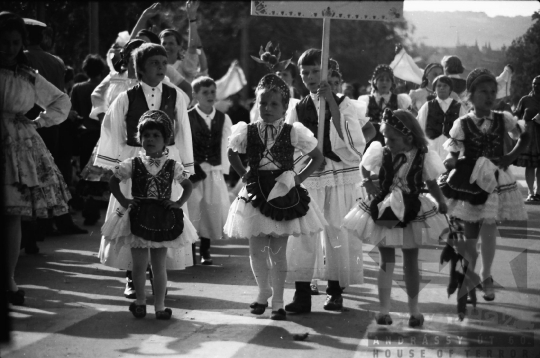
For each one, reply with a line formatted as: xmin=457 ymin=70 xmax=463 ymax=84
xmin=1 ymin=64 xmax=71 ymax=218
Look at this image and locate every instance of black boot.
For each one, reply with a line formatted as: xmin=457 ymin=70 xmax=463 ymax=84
xmin=324 ymin=280 xmax=344 ymax=311
xmin=285 ymin=281 xmax=312 ymax=313
xmin=124 ymin=270 xmax=136 ymax=299
xmin=200 ymin=238 xmax=213 ymax=265
xmin=192 ymin=244 xmax=197 ymax=265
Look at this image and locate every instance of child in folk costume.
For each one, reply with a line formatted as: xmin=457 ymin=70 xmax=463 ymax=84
xmin=409 ymin=63 xmax=444 ymax=116
xmin=438 ymin=69 xmax=529 ymax=302
xmin=417 ymin=75 xmax=467 ymax=160
xmin=344 ymin=109 xmax=448 ymax=327
xmin=187 ymin=76 xmax=232 ymax=264
xmin=225 ymin=74 xmax=326 ymax=320
xmin=285 ymin=49 xmax=367 ymax=313
xmin=102 ymin=110 xmax=196 ymax=319
xmin=95 ymin=43 xmax=194 ymax=272
xmin=358 ymin=64 xmax=412 ymax=149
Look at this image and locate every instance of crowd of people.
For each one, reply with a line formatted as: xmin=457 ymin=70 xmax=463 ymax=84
xmin=2 ymin=1 xmax=538 ymax=326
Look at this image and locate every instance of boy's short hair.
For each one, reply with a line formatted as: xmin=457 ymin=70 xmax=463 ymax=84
xmin=298 ymin=48 xmax=322 ymax=67
xmin=158 ymin=29 xmax=183 ymax=47
xmin=284 ymin=63 xmax=298 ymax=79
xmin=82 ymin=54 xmax=106 ymax=78
xmin=137 ymin=29 xmax=160 ymax=44
xmin=192 ymin=76 xmax=216 ymax=93
xmin=132 ymin=43 xmax=167 ymax=81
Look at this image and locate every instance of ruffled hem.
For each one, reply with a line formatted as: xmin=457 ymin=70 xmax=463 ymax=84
xmin=343 ymin=196 xmax=446 ymax=248
xmin=224 ymin=186 xmax=327 ymax=239
xmin=101 ymin=206 xmax=198 ymax=249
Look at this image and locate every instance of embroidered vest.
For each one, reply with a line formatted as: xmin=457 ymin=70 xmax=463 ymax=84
xmin=370 ymin=147 xmax=425 ymax=226
xmin=366 ymin=93 xmax=398 ymax=124
xmin=425 ymin=99 xmax=461 ymax=140
xmin=125 ymin=84 xmax=177 ymax=147
xmin=295 ymin=94 xmax=344 ymax=162
xmin=188 ymin=108 xmax=225 ymax=166
xmin=131 ymin=157 xmax=175 ymax=200
xmin=461 ymin=113 xmax=505 ymax=161
xmin=246 ymin=123 xmax=295 ymax=171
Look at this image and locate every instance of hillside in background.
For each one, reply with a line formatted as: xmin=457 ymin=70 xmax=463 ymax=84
xmin=404 ymin=11 xmax=532 ymax=49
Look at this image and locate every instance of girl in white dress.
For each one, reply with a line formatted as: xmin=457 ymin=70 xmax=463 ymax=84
xmin=102 ymin=110 xmax=196 ymax=320
xmin=1 ymin=12 xmax=72 ymax=305
xmin=225 ymin=74 xmax=326 ymax=320
xmin=343 ymin=109 xmax=448 ymax=327
xmin=438 ymin=68 xmax=529 ymax=302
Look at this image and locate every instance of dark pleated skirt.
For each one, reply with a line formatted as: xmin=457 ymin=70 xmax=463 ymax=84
xmin=129 ymin=199 xmax=184 ymax=242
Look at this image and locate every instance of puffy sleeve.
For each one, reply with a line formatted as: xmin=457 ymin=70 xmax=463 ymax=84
xmin=285 ymin=101 xmax=300 ymax=124
xmin=89 ymin=74 xmax=112 ymax=119
xmin=329 ymin=97 xmax=366 ymax=165
xmin=172 ymin=86 xmax=194 ymax=175
xmin=34 ymin=73 xmax=71 ymax=128
xmin=112 ymin=158 xmax=133 ymax=181
xmin=173 ymin=161 xmax=190 ymax=182
xmin=422 ymin=150 xmax=446 ymax=181
xmin=397 ymin=93 xmax=412 ymax=110
xmin=357 ymin=94 xmax=370 ymax=106
xmin=290 ymin=122 xmax=317 ymax=154
xmin=501 ymin=111 xmax=523 ymax=139
xmin=349 ymin=99 xmax=369 ymax=127
xmin=361 ymin=141 xmax=384 ymax=173
xmin=228 ymin=121 xmax=248 ymax=153
xmin=94 ymin=91 xmax=129 ymax=168
xmin=221 ymin=114 xmax=233 ymax=174
xmin=443 ymin=117 xmax=465 ymax=153
xmin=180 ymin=53 xmax=199 ymax=83
xmin=416 ymin=102 xmax=429 ymax=131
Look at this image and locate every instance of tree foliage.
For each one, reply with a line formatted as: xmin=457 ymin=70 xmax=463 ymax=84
xmin=3 ymin=1 xmax=409 ymax=97
xmin=506 ymin=11 xmax=540 ymax=105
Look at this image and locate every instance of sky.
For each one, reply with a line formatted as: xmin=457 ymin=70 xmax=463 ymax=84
xmin=403 ymin=0 xmax=540 ymax=17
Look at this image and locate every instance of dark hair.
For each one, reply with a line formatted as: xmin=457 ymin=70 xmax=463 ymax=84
xmin=192 ymin=76 xmax=216 ymax=93
xmin=285 ymin=62 xmax=298 ymax=79
xmin=0 ymin=11 xmax=29 ymax=65
xmin=137 ymin=120 xmax=170 ymax=148
xmin=298 ymin=48 xmax=321 ymax=67
xmin=420 ymin=63 xmax=443 ymax=88
xmin=432 ymin=75 xmax=454 ymax=93
xmin=65 ymin=66 xmax=74 ymax=83
xmin=442 ymin=55 xmax=464 ymax=75
xmin=82 ymin=54 xmax=106 ymax=78
xmin=132 ymin=43 xmax=168 ymax=81
xmin=26 ymin=24 xmax=43 ymax=46
xmin=158 ymin=29 xmax=183 ymax=47
xmin=380 ymin=109 xmax=429 ymax=152
xmin=73 ymin=72 xmax=89 ymax=83
xmin=506 ymin=64 xmax=514 ymax=73
xmin=137 ymin=29 xmax=160 ymax=44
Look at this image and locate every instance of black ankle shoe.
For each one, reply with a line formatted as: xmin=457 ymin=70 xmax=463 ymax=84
xmin=284 ymin=296 xmax=311 ymax=313
xmin=323 ymin=295 xmax=343 ymax=311
xmin=200 ymin=250 xmax=213 ymax=265
xmin=7 ymin=289 xmax=25 ymax=305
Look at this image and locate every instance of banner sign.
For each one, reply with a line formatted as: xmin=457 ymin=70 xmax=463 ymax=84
xmin=251 ymin=1 xmax=403 ymax=21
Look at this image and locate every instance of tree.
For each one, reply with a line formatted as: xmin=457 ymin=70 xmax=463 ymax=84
xmin=506 ymin=11 xmax=540 ymax=105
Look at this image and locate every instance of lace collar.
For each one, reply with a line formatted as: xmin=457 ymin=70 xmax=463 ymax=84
xmin=257 ymin=118 xmax=285 ymax=143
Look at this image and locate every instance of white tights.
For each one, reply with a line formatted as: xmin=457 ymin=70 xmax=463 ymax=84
xmin=249 ymin=235 xmax=288 ymax=310
xmin=131 ymin=247 xmax=168 ymax=311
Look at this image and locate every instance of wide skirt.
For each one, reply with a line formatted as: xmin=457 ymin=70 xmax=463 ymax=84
xmin=343 ymin=194 xmax=447 ymax=249
xmin=224 ymin=173 xmax=326 ymax=239
xmin=3 ymin=115 xmax=71 ymax=218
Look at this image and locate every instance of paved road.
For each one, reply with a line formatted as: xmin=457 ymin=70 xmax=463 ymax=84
xmin=2 ymin=167 xmax=540 ymax=358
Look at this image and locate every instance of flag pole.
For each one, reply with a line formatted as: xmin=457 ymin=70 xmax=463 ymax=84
xmin=317 ymin=16 xmax=331 ymax=151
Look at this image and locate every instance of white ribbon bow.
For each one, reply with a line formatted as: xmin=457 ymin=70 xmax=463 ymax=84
xmin=470 ymin=157 xmax=498 ymax=193
xmin=267 ymin=171 xmax=296 ymax=202
xmin=377 ymin=188 xmax=405 ymax=221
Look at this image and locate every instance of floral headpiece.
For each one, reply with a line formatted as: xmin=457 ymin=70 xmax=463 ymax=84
xmin=138 ymin=110 xmax=174 ymax=141
xmin=382 ymin=108 xmax=411 ymax=136
xmin=256 ymin=74 xmax=290 ymax=105
xmin=370 ymin=64 xmax=394 ymax=85
xmin=251 ymin=41 xmax=292 ymax=73
xmin=466 ymin=68 xmax=496 ymax=93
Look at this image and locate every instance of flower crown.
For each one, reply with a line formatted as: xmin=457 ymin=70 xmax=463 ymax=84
xmin=382 ymin=108 xmax=411 ymax=136
xmin=371 ymin=64 xmax=394 ymax=84
xmin=256 ymin=74 xmax=291 ymax=104
xmin=251 ymin=41 xmax=292 ymax=73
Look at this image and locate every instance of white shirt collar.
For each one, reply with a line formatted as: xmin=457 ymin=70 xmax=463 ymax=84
xmin=375 ymin=92 xmax=392 ymax=102
xmin=140 ymin=81 xmax=163 ymax=93
xmin=195 ymin=105 xmax=216 ymax=120
xmin=437 ymin=97 xmax=453 ymax=105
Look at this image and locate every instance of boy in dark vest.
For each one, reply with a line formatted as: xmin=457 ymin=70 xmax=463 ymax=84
xmin=285 ymin=48 xmax=367 ymax=313
xmin=95 ymin=43 xmax=194 ymax=298
xmin=416 ymin=75 xmax=467 ymax=160
xmin=187 ymin=76 xmax=232 ymax=265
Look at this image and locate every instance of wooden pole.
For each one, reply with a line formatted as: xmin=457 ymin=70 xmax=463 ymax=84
xmin=317 ymin=17 xmax=331 ymax=151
